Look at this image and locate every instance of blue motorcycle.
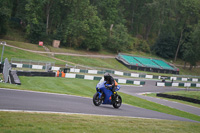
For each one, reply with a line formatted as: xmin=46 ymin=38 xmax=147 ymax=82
xmin=93 ymin=79 xmax=122 ymax=108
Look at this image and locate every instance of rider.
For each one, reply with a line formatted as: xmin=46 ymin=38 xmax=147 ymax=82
xmin=104 ymin=73 xmax=118 ymax=100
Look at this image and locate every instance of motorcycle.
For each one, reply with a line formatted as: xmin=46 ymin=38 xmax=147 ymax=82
xmin=93 ymin=78 xmax=122 ymax=108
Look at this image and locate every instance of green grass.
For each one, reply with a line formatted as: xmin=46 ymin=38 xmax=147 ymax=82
xmin=146 ymin=93 xmax=200 ymax=108
xmin=55 ymin=55 xmax=128 ymax=70
xmin=46 ymin=45 xmax=113 ymax=55
xmin=1 ymin=39 xmax=200 ymax=76
xmin=1 ymin=76 xmax=200 ymax=122
xmin=0 ymin=46 xmax=64 ymax=66
xmin=118 ymin=92 xmax=200 ymax=122
xmin=179 ymin=67 xmax=200 ymax=76
xmin=2 ymin=39 xmax=45 ymax=51
xmin=0 ymin=77 xmax=98 ymax=97
xmin=3 ymin=28 xmax=27 ymax=42
xmin=0 ymin=111 xmax=200 ymax=133
xmin=163 ymin=91 xmax=200 ymax=100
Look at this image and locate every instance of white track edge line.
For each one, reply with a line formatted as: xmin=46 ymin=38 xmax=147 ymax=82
xmin=0 ymin=109 xmax=177 ymax=121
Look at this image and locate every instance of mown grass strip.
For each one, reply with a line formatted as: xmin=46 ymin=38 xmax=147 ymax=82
xmin=0 ymin=111 xmax=200 ymax=133
xmin=147 ymin=93 xmax=200 ymax=108
xmin=0 ymin=76 xmax=200 ymax=122
xmin=163 ymin=91 xmax=200 ymax=100
xmin=0 ymin=46 xmax=64 ymax=65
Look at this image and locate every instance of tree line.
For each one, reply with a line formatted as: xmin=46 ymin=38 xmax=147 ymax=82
xmin=0 ymin=0 xmax=200 ymax=69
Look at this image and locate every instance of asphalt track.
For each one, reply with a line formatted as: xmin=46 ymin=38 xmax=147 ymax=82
xmin=0 ymin=88 xmax=199 ymax=123
xmin=120 ymin=80 xmax=200 ymax=116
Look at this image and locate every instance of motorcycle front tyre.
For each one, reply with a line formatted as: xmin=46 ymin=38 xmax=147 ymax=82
xmin=93 ymin=92 xmax=102 ymax=106
xmin=113 ymin=95 xmax=122 ymax=108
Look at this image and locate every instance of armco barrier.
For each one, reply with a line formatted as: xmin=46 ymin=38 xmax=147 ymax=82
xmin=65 ymin=73 xmax=145 ymax=85
xmin=157 ymin=93 xmax=200 ymax=104
xmin=69 ymin=68 xmax=200 ymax=82
xmin=12 ymin=63 xmax=200 ymax=82
xmin=15 ymin=70 xmax=145 ymax=85
xmin=156 ymin=82 xmax=200 ymax=88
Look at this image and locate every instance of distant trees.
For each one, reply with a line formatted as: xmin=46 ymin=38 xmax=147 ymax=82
xmin=182 ymin=22 xmax=200 ymax=69
xmin=0 ymin=0 xmax=13 ymax=35
xmin=108 ymin=24 xmax=132 ymax=53
xmin=1 ymin=0 xmax=200 ymax=68
xmin=153 ymin=33 xmax=177 ymax=59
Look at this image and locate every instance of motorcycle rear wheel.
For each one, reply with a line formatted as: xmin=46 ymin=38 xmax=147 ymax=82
xmin=113 ymin=95 xmax=122 ymax=108
xmin=93 ymin=92 xmax=103 ymax=106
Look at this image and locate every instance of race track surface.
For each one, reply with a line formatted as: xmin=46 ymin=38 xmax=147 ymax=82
xmin=0 ymin=88 xmax=198 ymax=123
xmin=120 ymin=80 xmax=200 ymax=116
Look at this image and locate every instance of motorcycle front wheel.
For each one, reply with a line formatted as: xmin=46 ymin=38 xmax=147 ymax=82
xmin=113 ymin=95 xmax=122 ymax=108
xmin=93 ymin=92 xmax=103 ymax=106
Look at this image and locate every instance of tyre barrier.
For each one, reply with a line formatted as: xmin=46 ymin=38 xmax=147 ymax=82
xmin=157 ymin=93 xmax=200 ymax=104
xmin=17 ymin=71 xmax=56 ymax=77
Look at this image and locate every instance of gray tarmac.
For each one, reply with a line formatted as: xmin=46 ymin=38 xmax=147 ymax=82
xmin=0 ymin=88 xmax=199 ymax=123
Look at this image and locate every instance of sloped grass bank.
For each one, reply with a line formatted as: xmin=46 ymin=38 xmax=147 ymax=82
xmin=156 ymin=91 xmax=200 ymax=104
xmin=163 ymin=91 xmax=200 ymax=100
xmin=0 ymin=111 xmax=199 ymax=133
xmin=2 ymin=39 xmax=200 ymax=76
xmin=0 ymin=76 xmax=200 ymax=121
xmin=0 ymin=46 xmax=64 ymax=65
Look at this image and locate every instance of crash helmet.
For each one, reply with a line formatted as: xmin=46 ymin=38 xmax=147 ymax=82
xmin=104 ymin=72 xmax=111 ymax=81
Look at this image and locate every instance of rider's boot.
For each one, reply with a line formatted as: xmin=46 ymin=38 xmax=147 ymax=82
xmin=111 ymin=91 xmax=117 ymax=103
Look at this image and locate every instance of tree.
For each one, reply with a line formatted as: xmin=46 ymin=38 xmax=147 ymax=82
xmin=108 ymin=24 xmax=133 ymax=53
xmin=52 ymin=0 xmax=106 ymax=51
xmin=44 ymin=0 xmax=54 ymax=35
xmin=174 ymin=0 xmax=200 ymax=62
xmin=25 ymin=0 xmax=46 ymax=43
xmin=82 ymin=13 xmax=107 ymax=51
xmin=91 ymin=0 xmax=124 ymax=29
xmin=153 ymin=32 xmax=177 ymax=59
xmin=0 ymin=0 xmax=13 ymax=35
xmin=182 ymin=22 xmax=200 ymax=70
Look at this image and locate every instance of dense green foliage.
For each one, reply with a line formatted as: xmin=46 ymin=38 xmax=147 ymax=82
xmin=0 ymin=0 xmax=200 ymax=67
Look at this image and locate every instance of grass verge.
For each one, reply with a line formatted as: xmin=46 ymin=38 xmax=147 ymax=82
xmin=163 ymin=91 xmax=200 ymax=100
xmin=0 ymin=111 xmax=200 ymax=133
xmin=0 ymin=46 xmax=64 ymax=65
xmin=146 ymin=93 xmax=200 ymax=108
xmin=0 ymin=76 xmax=200 ymax=122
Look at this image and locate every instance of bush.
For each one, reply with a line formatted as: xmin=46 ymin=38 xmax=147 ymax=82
xmin=153 ymin=34 xmax=177 ymax=59
xmin=132 ymin=37 xmax=150 ymax=53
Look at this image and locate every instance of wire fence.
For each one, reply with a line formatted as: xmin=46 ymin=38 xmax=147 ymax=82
xmin=11 ymin=58 xmax=55 ymax=72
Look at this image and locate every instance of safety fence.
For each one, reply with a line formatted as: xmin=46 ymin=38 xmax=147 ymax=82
xmin=69 ymin=68 xmax=200 ymax=82
xmin=60 ymin=73 xmax=145 ymax=85
xmin=11 ymin=63 xmax=200 ymax=82
xmin=11 ymin=58 xmax=55 ymax=71
xmin=12 ymin=63 xmax=60 ymax=71
xmin=156 ymin=82 xmax=200 ymax=87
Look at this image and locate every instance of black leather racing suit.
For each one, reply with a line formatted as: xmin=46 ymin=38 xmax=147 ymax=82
xmin=106 ymin=76 xmax=117 ymax=92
